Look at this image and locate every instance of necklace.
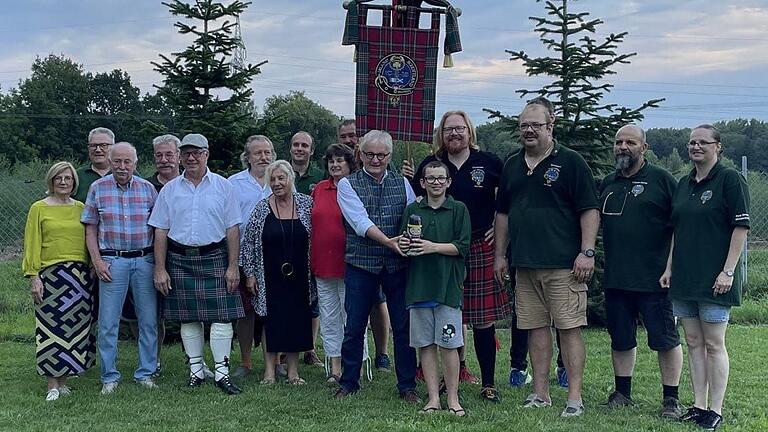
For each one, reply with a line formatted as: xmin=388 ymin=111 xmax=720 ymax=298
xmin=273 ymin=195 xmax=296 ymax=277
xmin=524 ymin=145 xmax=554 ymax=176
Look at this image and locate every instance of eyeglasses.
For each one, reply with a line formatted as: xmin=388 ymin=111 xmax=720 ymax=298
xmin=518 ymin=122 xmax=551 ymax=132
xmin=687 ymin=140 xmax=718 ymax=147
xmin=442 ymin=126 xmax=468 ymax=134
xmin=181 ymin=149 xmax=208 ymax=158
xmin=424 ymin=176 xmax=449 ymax=184
xmin=88 ymin=143 xmax=112 ymax=150
xmin=362 ymin=151 xmax=390 ymax=161
xmin=53 ymin=175 xmax=74 ymax=183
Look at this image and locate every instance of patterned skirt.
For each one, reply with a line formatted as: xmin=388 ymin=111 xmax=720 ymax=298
xmin=463 ymin=238 xmax=512 ymax=325
xmin=36 ymin=262 xmax=96 ymax=377
xmin=164 ymin=245 xmax=245 ymax=322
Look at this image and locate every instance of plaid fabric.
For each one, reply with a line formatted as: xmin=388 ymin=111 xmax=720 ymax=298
xmin=164 ymin=245 xmax=244 ymax=322
xmin=463 ymin=238 xmax=512 ymax=325
xmin=81 ymin=175 xmax=157 ymax=251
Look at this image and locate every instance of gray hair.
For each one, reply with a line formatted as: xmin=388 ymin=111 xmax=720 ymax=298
xmin=240 ymin=135 xmax=274 ymax=169
xmin=152 ymin=134 xmax=181 ymax=150
xmin=360 ymin=130 xmax=393 ymax=153
xmin=88 ymin=127 xmax=115 ymax=144
xmin=265 ymin=160 xmax=296 ymax=189
xmin=108 ymin=142 xmax=138 ymax=163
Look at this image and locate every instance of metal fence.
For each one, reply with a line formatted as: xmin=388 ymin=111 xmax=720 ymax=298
xmin=0 ymin=173 xmax=46 ymax=260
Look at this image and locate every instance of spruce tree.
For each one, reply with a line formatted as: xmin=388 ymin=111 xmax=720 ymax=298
xmin=486 ymin=0 xmax=664 ymax=177
xmin=153 ymin=0 xmax=265 ymax=170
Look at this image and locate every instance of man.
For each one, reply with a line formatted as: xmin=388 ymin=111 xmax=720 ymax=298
xmin=599 ymin=124 xmax=684 ymax=418
xmin=81 ymin=142 xmax=159 ymax=395
xmin=335 ymin=129 xmax=418 ymax=402
xmin=149 ymin=133 xmax=244 ymax=395
xmin=403 ymin=110 xmax=509 ymax=401
xmin=291 ymin=131 xmax=325 ymax=195
xmin=494 ymin=97 xmax=599 ymax=417
xmin=74 ymin=127 xmax=114 ymax=202
xmin=229 ymin=135 xmax=274 ymax=378
xmin=338 ymin=119 xmax=392 ymax=372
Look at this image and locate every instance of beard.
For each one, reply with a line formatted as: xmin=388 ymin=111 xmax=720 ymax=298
xmin=615 ymin=153 xmax=634 ymax=171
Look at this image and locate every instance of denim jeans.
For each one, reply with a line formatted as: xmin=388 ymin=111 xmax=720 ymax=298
xmin=99 ymin=254 xmax=158 ymax=383
xmin=339 ymin=265 xmax=416 ymax=394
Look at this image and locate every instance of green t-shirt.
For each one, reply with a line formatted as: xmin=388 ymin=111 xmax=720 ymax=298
xmin=670 ymin=163 xmax=750 ymax=306
xmin=400 ymin=195 xmax=471 ymax=308
xmin=294 ymin=163 xmax=325 ymax=195
xmin=73 ymin=166 xmax=109 ymax=203
xmin=599 ymin=162 xmax=676 ymax=292
xmin=496 ymin=142 xmax=599 ymax=269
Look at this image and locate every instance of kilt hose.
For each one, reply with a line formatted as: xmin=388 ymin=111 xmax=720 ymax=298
xmin=462 ymin=238 xmax=512 ymax=325
xmin=164 ymin=245 xmax=244 ymax=323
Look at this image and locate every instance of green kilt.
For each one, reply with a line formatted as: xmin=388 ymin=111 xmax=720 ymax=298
xmin=164 ymin=245 xmax=244 ymax=322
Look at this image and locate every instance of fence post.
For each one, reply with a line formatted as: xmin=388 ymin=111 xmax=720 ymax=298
xmin=741 ymin=156 xmax=748 ymax=285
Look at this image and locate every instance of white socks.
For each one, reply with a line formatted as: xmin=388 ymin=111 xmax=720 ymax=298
xmin=210 ymin=322 xmax=234 ymax=381
xmin=180 ymin=322 xmax=205 ymax=379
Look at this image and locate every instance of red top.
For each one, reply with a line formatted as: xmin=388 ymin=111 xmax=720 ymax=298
xmin=310 ymin=179 xmax=346 ymax=278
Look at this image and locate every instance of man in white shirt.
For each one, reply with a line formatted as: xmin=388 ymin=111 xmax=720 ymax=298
xmin=228 ymin=135 xmax=273 ymax=378
xmin=149 ymin=133 xmax=244 ymax=395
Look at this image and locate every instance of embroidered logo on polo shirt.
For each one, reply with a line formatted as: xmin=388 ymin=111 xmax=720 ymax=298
xmin=470 ymin=167 xmax=485 ymax=188
xmin=543 ymin=166 xmax=560 ymax=186
xmin=631 ymin=184 xmax=645 ymax=196
xmin=701 ymin=190 xmax=713 ymax=204
xmin=442 ymin=324 xmax=456 ymax=343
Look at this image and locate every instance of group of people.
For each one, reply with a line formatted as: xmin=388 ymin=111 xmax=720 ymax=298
xmin=23 ymin=97 xmax=748 ymax=430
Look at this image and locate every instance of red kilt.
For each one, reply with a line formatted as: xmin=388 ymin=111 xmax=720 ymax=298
xmin=463 ymin=238 xmax=512 ymax=325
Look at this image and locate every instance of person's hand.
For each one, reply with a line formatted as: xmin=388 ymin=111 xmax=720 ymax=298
xmin=659 ymin=269 xmax=672 ymax=289
xmin=387 ymin=235 xmax=407 ymax=257
xmin=154 ymin=268 xmax=171 ymax=296
xmin=712 ymin=271 xmax=734 ymax=296
xmin=397 ymin=232 xmax=412 ymax=255
xmin=245 ymin=276 xmax=257 ymax=295
xmin=493 ymin=256 xmax=508 ymax=284
xmin=93 ymin=258 xmax=112 ymax=283
xmin=572 ymin=253 xmax=594 ymax=283
xmin=483 ymin=226 xmax=494 ymax=246
xmin=31 ymin=276 xmax=44 ymax=304
xmin=408 ymin=238 xmax=436 ymax=256
xmin=225 ymin=265 xmax=240 ymax=294
xmin=401 ymin=159 xmax=415 ymax=179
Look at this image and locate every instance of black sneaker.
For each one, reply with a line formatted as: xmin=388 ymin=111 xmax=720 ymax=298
xmin=187 ymin=374 xmax=205 ymax=388
xmin=660 ymin=397 xmax=684 ymax=419
xmin=214 ymin=375 xmax=242 ymax=395
xmin=680 ymin=406 xmax=707 ymax=423
xmin=374 ymin=354 xmax=391 ymax=372
xmin=697 ymin=410 xmax=723 ymax=431
xmin=151 ymin=363 xmax=162 ymax=379
xmin=604 ymin=390 xmax=634 ymax=409
xmin=480 ymin=386 xmax=501 ymax=403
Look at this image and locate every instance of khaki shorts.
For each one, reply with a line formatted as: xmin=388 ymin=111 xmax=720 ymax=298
xmin=515 ymin=268 xmax=588 ymax=330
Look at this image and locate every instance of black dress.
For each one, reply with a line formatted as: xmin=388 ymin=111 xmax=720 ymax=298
xmin=262 ymin=211 xmax=313 ymax=353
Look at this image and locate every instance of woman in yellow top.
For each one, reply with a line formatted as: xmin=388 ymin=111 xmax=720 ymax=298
xmin=22 ymin=161 xmax=96 ymax=401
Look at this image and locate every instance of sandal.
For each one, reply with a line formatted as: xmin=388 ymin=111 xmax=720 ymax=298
xmin=286 ymin=377 xmax=306 ymax=385
xmin=259 ymin=377 xmax=276 ymax=385
xmin=418 ymin=406 xmax=440 ymax=414
xmin=326 ymin=374 xmax=340 ymax=385
xmin=448 ymin=407 xmax=466 ymax=417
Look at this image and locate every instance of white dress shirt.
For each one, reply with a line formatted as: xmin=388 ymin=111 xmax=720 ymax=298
xmin=149 ymin=169 xmax=241 ymax=246
xmin=337 ymin=169 xmax=416 ymax=237
xmin=228 ymin=169 xmax=271 ymax=239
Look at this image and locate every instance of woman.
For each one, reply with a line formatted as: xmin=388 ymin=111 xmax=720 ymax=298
xmin=241 ymin=160 xmax=315 ymax=385
xmin=22 ymin=161 xmax=96 ymax=401
xmin=660 ymin=124 xmax=750 ymax=430
xmin=310 ymin=144 xmax=361 ymax=383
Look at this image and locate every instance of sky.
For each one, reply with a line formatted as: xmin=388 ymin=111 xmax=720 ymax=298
xmin=1 ymin=0 xmax=767 ymax=130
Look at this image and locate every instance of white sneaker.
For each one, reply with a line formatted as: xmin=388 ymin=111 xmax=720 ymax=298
xmin=45 ymin=388 xmax=60 ymax=401
xmin=101 ymin=381 xmax=119 ymax=395
xmin=58 ymin=386 xmax=72 ymax=396
xmin=136 ymin=378 xmax=159 ymax=389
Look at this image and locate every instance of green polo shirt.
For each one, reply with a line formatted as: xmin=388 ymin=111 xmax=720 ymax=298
xmin=294 ymin=163 xmax=325 ymax=195
xmin=400 ymin=195 xmax=471 ymax=308
xmin=599 ymin=162 xmax=677 ymax=292
xmin=670 ymin=163 xmax=750 ymax=306
xmin=496 ymin=142 xmax=599 ymax=269
xmin=73 ymin=166 xmax=109 ymax=203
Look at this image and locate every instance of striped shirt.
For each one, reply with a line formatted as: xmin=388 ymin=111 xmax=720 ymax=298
xmin=81 ymin=174 xmax=158 ymax=251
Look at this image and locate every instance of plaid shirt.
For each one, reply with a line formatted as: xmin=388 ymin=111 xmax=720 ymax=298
xmin=81 ymin=174 xmax=158 ymax=251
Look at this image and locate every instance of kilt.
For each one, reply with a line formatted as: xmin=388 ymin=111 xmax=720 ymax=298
xmin=463 ymin=238 xmax=512 ymax=325
xmin=164 ymin=244 xmax=245 ymax=322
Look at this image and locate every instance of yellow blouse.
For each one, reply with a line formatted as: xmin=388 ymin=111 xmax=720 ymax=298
xmin=22 ymin=200 xmax=89 ymax=277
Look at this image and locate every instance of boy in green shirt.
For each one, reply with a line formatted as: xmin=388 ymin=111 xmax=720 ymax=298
xmin=398 ymin=161 xmax=471 ymax=417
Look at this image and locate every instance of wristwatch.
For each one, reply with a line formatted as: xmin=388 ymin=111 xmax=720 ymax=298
xmin=723 ymin=269 xmax=735 ymax=277
xmin=581 ymin=249 xmax=595 ymax=258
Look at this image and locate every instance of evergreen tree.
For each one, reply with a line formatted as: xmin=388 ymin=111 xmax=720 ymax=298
xmin=152 ymin=0 xmax=265 ymax=170
xmin=485 ymin=0 xmax=664 ymax=177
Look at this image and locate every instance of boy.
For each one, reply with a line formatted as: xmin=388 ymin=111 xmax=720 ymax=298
xmin=398 ymin=161 xmax=471 ymax=416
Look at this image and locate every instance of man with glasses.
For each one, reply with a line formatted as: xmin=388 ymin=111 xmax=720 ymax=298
xmin=599 ymin=124 xmax=683 ymax=418
xmin=494 ymin=97 xmax=599 ymax=417
xmin=73 ymin=127 xmax=115 ymax=202
xmin=149 ymin=133 xmax=244 ymax=395
xmin=402 ymin=110 xmax=509 ymax=401
xmin=334 ymin=130 xmax=419 ymax=402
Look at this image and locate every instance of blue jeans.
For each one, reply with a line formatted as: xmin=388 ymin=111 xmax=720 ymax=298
xmin=99 ymin=254 xmax=158 ymax=383
xmin=340 ymin=265 xmax=416 ymax=394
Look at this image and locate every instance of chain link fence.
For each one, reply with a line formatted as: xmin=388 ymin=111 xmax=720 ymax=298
xmin=744 ymin=164 xmax=768 ymax=297
xmin=0 ymin=172 xmax=46 ymax=260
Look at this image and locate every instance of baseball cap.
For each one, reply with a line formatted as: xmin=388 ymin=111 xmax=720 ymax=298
xmin=180 ymin=133 xmax=209 ymax=149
